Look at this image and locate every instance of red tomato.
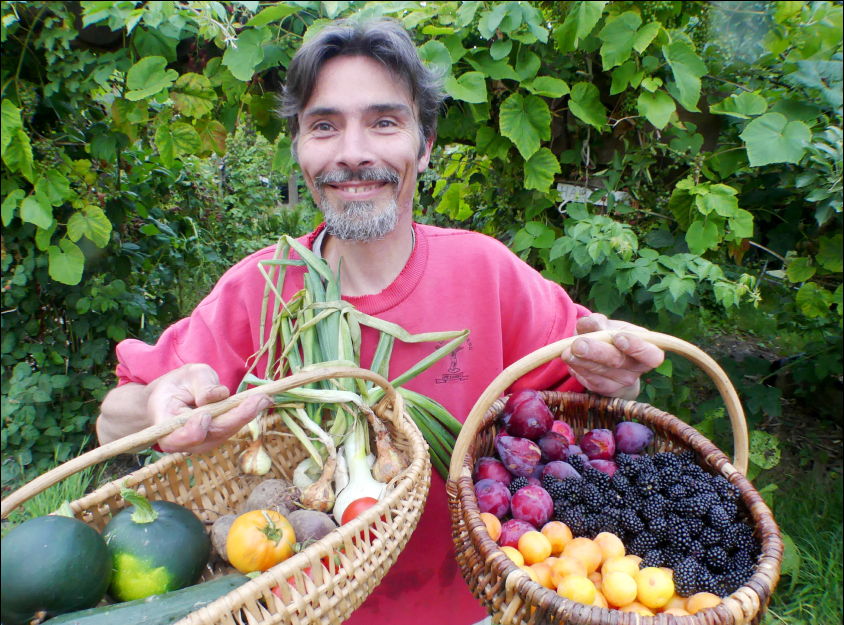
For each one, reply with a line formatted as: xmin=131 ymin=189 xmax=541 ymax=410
xmin=340 ymin=497 xmax=379 ymax=525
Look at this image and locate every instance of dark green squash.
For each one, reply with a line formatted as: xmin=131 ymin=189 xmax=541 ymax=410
xmin=102 ymin=489 xmax=211 ymax=602
xmin=1 ymin=515 xmax=112 ymax=625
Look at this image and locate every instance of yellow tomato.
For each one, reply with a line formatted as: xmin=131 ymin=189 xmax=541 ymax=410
xmin=226 ymin=510 xmax=296 ymax=574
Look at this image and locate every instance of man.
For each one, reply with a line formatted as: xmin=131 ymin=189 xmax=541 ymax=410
xmin=97 ymin=18 xmax=663 ymax=624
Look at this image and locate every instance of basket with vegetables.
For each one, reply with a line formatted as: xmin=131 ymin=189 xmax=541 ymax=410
xmin=1 ymin=236 xmax=468 ymax=625
xmin=446 ymin=332 xmax=783 ymax=625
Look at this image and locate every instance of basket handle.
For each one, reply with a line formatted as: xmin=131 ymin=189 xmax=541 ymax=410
xmin=448 ymin=330 xmax=749 ymax=482
xmin=1 ymin=365 xmax=400 ymax=519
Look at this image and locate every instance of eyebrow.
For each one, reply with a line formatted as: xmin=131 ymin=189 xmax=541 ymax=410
xmin=302 ymin=103 xmax=414 ymax=119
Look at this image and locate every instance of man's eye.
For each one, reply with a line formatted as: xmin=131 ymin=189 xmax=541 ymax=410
xmin=313 ymin=122 xmax=334 ymax=132
xmin=375 ymin=119 xmax=397 ymax=128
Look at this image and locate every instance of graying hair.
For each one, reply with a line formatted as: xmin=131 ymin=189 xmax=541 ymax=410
xmin=279 ymin=18 xmax=445 ymax=157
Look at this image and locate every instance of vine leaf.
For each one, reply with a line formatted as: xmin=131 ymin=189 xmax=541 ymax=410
xmin=48 ymin=239 xmax=85 ymax=285
xmin=739 ymin=112 xmax=811 ymax=166
xmin=418 ymin=40 xmax=452 ymax=76
xmin=554 ymin=0 xmax=607 ymax=52
xmin=710 ymin=92 xmax=768 ymax=119
xmin=245 ymin=3 xmax=299 ymax=27
xmin=223 ymin=28 xmax=268 ymax=81
xmin=67 ymin=206 xmax=112 ymax=248
xmin=637 ymin=90 xmax=675 ymax=129
xmin=20 ymin=195 xmax=53 ymax=229
xmin=568 ymin=82 xmax=607 ymax=130
xmin=499 ymin=93 xmax=551 ymax=160
xmin=125 ymin=56 xmax=178 ymax=101
xmin=172 ymin=73 xmax=217 ymax=118
xmin=686 ymin=219 xmax=721 ymax=255
xmin=663 ymin=41 xmax=706 ymax=112
xmin=524 ymin=76 xmax=569 ymax=98
xmin=154 ymin=122 xmax=201 ymax=168
xmin=444 ymin=71 xmax=487 ymax=103
xmin=524 ymin=147 xmax=560 ymax=192
xmin=598 ymin=11 xmax=641 ymax=69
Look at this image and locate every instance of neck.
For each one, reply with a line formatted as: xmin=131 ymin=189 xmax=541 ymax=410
xmin=322 ymin=216 xmax=414 ymax=297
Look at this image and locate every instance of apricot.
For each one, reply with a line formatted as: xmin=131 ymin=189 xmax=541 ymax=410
xmin=562 ymin=537 xmax=602 ymax=574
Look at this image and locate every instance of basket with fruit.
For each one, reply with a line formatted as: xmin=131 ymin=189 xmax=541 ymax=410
xmin=447 ymin=330 xmax=782 ymax=624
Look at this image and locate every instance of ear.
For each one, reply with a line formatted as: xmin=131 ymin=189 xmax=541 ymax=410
xmin=417 ymin=136 xmax=434 ymax=173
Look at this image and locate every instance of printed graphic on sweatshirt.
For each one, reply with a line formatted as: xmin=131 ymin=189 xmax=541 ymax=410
xmin=435 ymin=339 xmax=472 ymax=384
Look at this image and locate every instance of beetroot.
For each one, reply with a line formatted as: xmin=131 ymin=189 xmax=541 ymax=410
xmin=495 ymin=436 xmax=541 ymax=477
xmin=614 ymin=421 xmax=654 ymax=454
xmin=550 ymin=419 xmax=576 ymax=445
xmin=510 ymin=484 xmax=554 ymax=528
xmin=537 ymin=431 xmax=569 ymax=462
xmin=580 ymin=428 xmax=615 ymax=460
xmin=473 ymin=457 xmax=512 ymax=486
xmin=503 ymin=390 xmax=553 ymax=440
xmin=498 ymin=519 xmax=535 ymax=548
xmin=474 ymin=478 xmax=511 ymax=518
xmin=541 ymin=460 xmax=581 ymax=481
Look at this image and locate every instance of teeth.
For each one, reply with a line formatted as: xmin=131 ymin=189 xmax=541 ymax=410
xmin=346 ymin=185 xmax=379 ymax=194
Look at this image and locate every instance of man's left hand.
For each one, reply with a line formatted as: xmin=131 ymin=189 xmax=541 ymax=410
xmin=561 ymin=313 xmax=664 ymax=400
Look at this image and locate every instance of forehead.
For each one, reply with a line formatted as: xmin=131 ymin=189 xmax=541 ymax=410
xmin=303 ymin=55 xmax=416 ymax=117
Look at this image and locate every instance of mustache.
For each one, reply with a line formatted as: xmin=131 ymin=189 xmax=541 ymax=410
xmin=314 ymin=167 xmax=400 ymax=188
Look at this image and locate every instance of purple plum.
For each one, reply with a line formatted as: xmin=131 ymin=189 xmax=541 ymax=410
xmin=498 ymin=519 xmax=536 ymax=548
xmin=580 ymin=428 xmax=616 ymax=460
xmin=550 ymin=420 xmax=576 ymax=445
xmin=589 ymin=459 xmax=618 ymax=477
xmin=503 ymin=390 xmax=554 ymax=440
xmin=474 ymin=478 xmax=511 ymax=519
xmin=537 ymin=431 xmax=569 ymax=462
xmin=541 ymin=461 xmax=581 ymax=481
xmin=613 ymin=421 xmax=654 ymax=455
xmin=510 ymin=484 xmax=554 ymax=528
xmin=473 ymin=456 xmax=512 ymax=486
xmin=495 ymin=436 xmax=541 ymax=478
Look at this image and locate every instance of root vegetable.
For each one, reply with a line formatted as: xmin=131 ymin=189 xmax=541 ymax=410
xmin=286 ymin=509 xmax=337 ymax=543
xmin=210 ymin=514 xmax=237 ymax=561
xmin=242 ymin=479 xmax=300 ymax=515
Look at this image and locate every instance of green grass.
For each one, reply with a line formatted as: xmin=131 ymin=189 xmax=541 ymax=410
xmin=1 ymin=464 xmax=103 ymax=537
xmin=760 ymin=461 xmax=843 ymax=625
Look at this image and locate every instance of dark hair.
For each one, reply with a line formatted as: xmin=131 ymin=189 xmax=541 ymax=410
xmin=279 ymin=18 xmax=444 ymax=156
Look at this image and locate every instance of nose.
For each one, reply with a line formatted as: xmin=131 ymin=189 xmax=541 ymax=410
xmin=333 ymin=121 xmax=376 ymax=169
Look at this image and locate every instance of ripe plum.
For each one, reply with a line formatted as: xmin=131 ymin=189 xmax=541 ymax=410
xmin=510 ymin=484 xmax=554 ymax=528
xmin=498 ymin=519 xmax=536 ymax=548
xmin=474 ymin=478 xmax=511 ymax=518
xmin=473 ymin=457 xmax=512 ymax=486
xmin=537 ymin=431 xmax=569 ymax=462
xmin=580 ymin=428 xmax=615 ymax=460
xmin=613 ymin=421 xmax=654 ymax=455
xmin=541 ymin=461 xmax=581 ymax=481
xmin=550 ymin=420 xmax=576 ymax=445
xmin=503 ymin=391 xmax=553 ymax=440
xmin=495 ymin=436 xmax=541 ymax=477
xmin=589 ymin=459 xmax=617 ymax=477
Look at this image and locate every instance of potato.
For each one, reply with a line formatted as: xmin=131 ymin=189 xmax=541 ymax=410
xmin=242 ymin=478 xmax=300 ymax=515
xmin=210 ymin=513 xmax=237 ymax=561
xmin=287 ymin=509 xmax=337 ymax=543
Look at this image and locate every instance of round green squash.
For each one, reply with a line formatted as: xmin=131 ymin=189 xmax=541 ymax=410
xmin=102 ymin=490 xmax=211 ymax=602
xmin=1 ymin=515 xmax=112 ymax=625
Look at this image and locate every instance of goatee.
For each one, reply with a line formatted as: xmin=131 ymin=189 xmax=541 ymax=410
xmin=314 ymin=167 xmax=401 ymax=241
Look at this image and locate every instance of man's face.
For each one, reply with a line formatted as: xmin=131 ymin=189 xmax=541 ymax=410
xmin=296 ymin=55 xmax=433 ymax=241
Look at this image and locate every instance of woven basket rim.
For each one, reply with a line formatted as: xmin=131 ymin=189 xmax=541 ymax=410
xmin=448 ymin=390 xmax=784 ymax=625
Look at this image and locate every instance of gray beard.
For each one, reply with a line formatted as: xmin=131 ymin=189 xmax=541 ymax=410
xmin=321 ymin=199 xmax=399 ymax=241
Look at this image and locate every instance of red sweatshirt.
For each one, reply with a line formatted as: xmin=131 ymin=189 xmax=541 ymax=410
xmin=115 ymin=222 xmax=590 ymax=624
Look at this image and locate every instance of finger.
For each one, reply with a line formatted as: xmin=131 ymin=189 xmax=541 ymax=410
xmin=570 ymin=337 xmax=650 ymax=371
xmin=181 ymin=364 xmax=229 ymax=407
xmin=158 ymin=412 xmax=212 ymax=453
xmin=206 ymin=394 xmax=273 ymax=437
xmin=575 ymin=313 xmax=608 ymax=335
xmin=613 ymin=333 xmax=664 ymax=369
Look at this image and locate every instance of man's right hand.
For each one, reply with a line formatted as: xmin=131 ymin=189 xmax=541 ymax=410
xmin=97 ymin=363 xmax=273 ymax=454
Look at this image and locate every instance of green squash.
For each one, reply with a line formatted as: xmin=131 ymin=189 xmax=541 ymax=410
xmin=1 ymin=515 xmax=112 ymax=625
xmin=102 ymin=489 xmax=211 ymax=602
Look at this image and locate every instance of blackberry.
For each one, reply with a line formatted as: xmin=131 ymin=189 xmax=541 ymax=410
xmin=697 ymin=570 xmax=720 ymax=595
xmin=542 ymin=477 xmax=567 ymax=501
xmin=584 ymin=513 xmax=604 ymax=538
xmin=636 ymin=470 xmax=661 ymax=496
xmin=634 ymin=456 xmax=656 ymax=474
xmin=666 ymin=483 xmax=688 ymax=499
xmin=667 ymin=518 xmax=693 ymax=551
xmin=705 ymin=546 xmax=730 ymax=573
xmin=721 ymin=567 xmax=752 ymax=594
xmin=508 ymin=476 xmax=529 ymax=495
xmin=721 ymin=499 xmax=739 ymax=519
xmin=568 ymin=454 xmax=588 ymax=473
xmin=686 ymin=518 xmax=705 ymax=538
xmin=663 ymin=549 xmax=685 ymax=569
xmin=582 ymin=483 xmax=605 ymax=512
xmin=653 ymin=451 xmax=682 ymax=470
xmin=585 ymin=466 xmax=611 ymax=488
xmin=669 ymin=497 xmax=695 ymax=516
xmin=610 ymin=473 xmax=632 ymax=493
xmin=559 ymin=478 xmax=583 ymax=500
xmin=678 ymin=449 xmax=697 ymax=466
xmin=699 ymin=526 xmax=722 ymax=547
xmin=619 ymin=509 xmax=645 ymax=534
xmin=640 ymin=495 xmax=666 ymax=521
xmin=629 ymin=532 xmax=660 ymax=555
xmin=657 ymin=464 xmax=683 ymax=487
xmin=673 ymin=557 xmax=700 ymax=597
xmin=686 ymin=494 xmax=714 ymax=518
xmin=648 ymin=517 xmax=669 ymax=540
xmin=641 ymin=549 xmax=664 ymax=568
xmin=707 ymin=505 xmax=731 ymax=531
xmin=687 ymin=539 xmax=706 ymax=561
xmin=730 ymin=549 xmax=756 ymax=572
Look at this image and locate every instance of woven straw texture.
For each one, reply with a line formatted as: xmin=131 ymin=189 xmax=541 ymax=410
xmin=3 ymin=369 xmax=431 ymax=625
xmin=446 ymin=332 xmax=783 ymax=625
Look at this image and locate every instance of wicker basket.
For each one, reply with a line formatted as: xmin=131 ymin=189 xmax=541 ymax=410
xmin=446 ymin=330 xmax=783 ymax=625
xmin=1 ymin=366 xmax=431 ymax=625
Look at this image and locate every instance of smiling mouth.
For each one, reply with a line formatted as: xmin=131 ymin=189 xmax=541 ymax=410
xmin=330 ymin=183 xmax=387 ymax=194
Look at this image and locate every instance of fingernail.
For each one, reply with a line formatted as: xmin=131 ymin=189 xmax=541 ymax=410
xmin=615 ymin=335 xmax=629 ymax=350
xmin=573 ymin=340 xmax=589 ymax=357
xmin=199 ymin=413 xmax=212 ymax=430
